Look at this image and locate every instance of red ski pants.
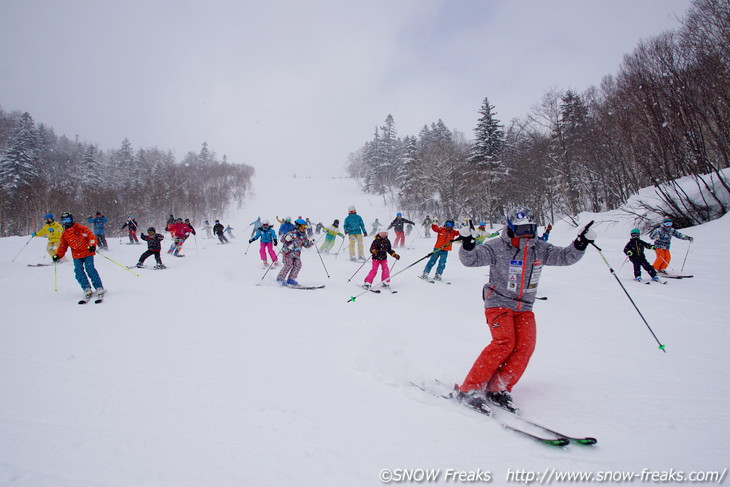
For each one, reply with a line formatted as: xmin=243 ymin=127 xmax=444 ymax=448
xmin=653 ymin=248 xmax=671 ymax=271
xmin=459 ymin=307 xmax=536 ymax=394
xmin=394 ymin=231 xmax=406 ymax=247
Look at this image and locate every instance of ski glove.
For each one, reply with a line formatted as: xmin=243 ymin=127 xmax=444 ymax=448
xmin=626 ymin=250 xmax=633 ymax=256
xmin=393 ymin=253 xmax=400 ymax=260
xmin=88 ymin=245 xmax=96 ymax=253
xmin=274 ymin=240 xmax=278 ymax=246
xmin=31 ymin=232 xmax=37 ymax=237
xmin=52 ymin=254 xmax=60 ymax=262
xmin=458 ymin=221 xmax=478 ymax=251
xmin=573 ymin=221 xmax=596 ymax=251
xmin=689 ymin=236 xmax=694 ymax=242
xmin=248 ymin=238 xmax=255 ymax=243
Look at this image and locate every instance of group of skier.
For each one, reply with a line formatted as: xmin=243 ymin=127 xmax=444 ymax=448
xmin=29 ymin=205 xmax=695 ymax=415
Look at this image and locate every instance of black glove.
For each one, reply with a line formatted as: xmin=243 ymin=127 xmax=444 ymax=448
xmin=573 ymin=221 xmax=596 ymax=251
xmin=363 ymin=232 xmax=368 ymax=237
xmin=88 ymin=245 xmax=96 ymax=253
xmin=274 ymin=240 xmax=278 ymax=246
xmin=248 ymin=238 xmax=254 ymax=243
xmin=52 ymin=254 xmax=60 ymax=262
xmin=458 ymin=220 xmax=477 ymax=251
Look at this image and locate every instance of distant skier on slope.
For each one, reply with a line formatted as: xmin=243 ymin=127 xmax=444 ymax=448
xmin=344 ymin=205 xmax=367 ymax=262
xmin=319 ymin=219 xmax=344 ymax=253
xmin=420 ymin=220 xmax=460 ymax=282
xmin=387 ymin=212 xmax=415 ymax=248
xmin=454 ymin=207 xmax=595 ymax=414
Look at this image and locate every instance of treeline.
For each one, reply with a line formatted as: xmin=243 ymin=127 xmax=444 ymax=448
xmin=0 ymin=110 xmax=255 ymax=236
xmin=347 ymin=0 xmax=729 ymax=228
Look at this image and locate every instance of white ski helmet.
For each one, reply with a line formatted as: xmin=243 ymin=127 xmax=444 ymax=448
xmin=506 ymin=207 xmax=537 ymax=237
xmin=348 ymin=205 xmax=356 ymax=213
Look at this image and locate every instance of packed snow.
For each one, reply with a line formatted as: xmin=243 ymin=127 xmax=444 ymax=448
xmin=0 ymin=176 xmax=727 ymax=486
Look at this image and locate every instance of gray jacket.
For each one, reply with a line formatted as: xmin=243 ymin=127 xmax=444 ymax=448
xmin=459 ymin=226 xmax=585 ymax=312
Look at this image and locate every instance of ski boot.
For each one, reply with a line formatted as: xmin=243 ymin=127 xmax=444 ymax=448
xmin=136 ymin=263 xmax=144 ymax=268
xmin=363 ymin=282 xmax=371 ymax=290
xmin=635 ymin=276 xmax=642 ymax=282
xmin=154 ymin=264 xmax=167 ymax=269
xmin=652 ymin=275 xmax=660 ymax=282
xmin=433 ymin=274 xmax=442 ymax=281
xmin=486 ymin=390 xmax=519 ymax=413
xmin=285 ymin=279 xmax=299 ymax=286
xmin=419 ymin=273 xmax=430 ymax=281
xmin=452 ymin=386 xmax=492 ymax=415
xmin=83 ymin=288 xmax=94 ymax=301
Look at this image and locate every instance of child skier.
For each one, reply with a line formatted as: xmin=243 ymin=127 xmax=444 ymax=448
xmin=363 ymin=231 xmax=400 ymax=289
xmin=454 ymin=207 xmax=594 ymax=413
xmin=623 ymin=228 xmax=659 ymax=282
xmin=213 ymin=220 xmax=228 ymax=244
xmin=52 ymin=212 xmax=105 ymax=301
xmin=32 ymin=213 xmax=64 ymax=259
xmin=137 ymin=227 xmax=166 ymax=269
xmin=121 ymin=215 xmax=140 ymax=244
xmin=167 ymin=218 xmax=195 ymax=256
xmin=420 ymin=220 xmax=460 ymax=281
xmin=650 ymin=218 xmax=693 ymax=274
xmin=319 ymin=219 xmax=344 ymax=253
xmin=387 ymin=213 xmax=415 ymax=248
xmin=249 ymin=219 xmax=278 ymax=267
xmin=276 ymin=218 xmax=314 ymax=286
xmin=276 ymin=216 xmax=295 ymax=236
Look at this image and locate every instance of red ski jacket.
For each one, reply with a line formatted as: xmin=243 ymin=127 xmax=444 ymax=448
xmin=56 ymin=223 xmax=97 ymax=259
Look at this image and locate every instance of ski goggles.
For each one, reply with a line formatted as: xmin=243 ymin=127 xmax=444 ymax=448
xmin=663 ymin=221 xmax=672 ymax=227
xmin=61 ymin=217 xmax=73 ymax=225
xmin=512 ymin=223 xmax=537 ymax=236
xmin=444 ymin=222 xmax=454 ymax=228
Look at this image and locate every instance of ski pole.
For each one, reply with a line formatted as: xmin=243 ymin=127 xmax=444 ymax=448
xmin=346 ymin=255 xmax=372 ymax=282
xmin=334 ymin=236 xmax=346 ymax=259
xmin=617 ymin=256 xmax=630 ymax=275
xmin=244 ymin=239 xmax=253 ymax=255
xmin=11 ymin=235 xmax=34 ymax=262
xmin=386 ymin=239 xmax=457 ymax=283
xmin=96 ymin=252 xmax=142 ymax=278
xmin=681 ymin=240 xmax=692 ymax=272
xmin=312 ymin=240 xmax=330 ymax=278
xmin=590 ymin=241 xmax=666 ymax=352
xmin=53 ymin=261 xmax=58 ymax=292
xmin=260 ymin=247 xmax=283 ymax=281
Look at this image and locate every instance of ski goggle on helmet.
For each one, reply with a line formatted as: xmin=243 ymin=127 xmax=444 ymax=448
xmin=663 ymin=218 xmax=672 ymax=227
xmin=507 ymin=207 xmax=537 ymax=237
xmin=60 ymin=212 xmax=74 ymax=228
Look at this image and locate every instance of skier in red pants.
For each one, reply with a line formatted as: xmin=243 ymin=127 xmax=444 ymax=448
xmin=455 ymin=207 xmax=595 ymax=413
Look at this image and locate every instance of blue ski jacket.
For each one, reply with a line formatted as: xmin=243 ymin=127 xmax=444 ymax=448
xmin=252 ymin=226 xmax=277 ymax=243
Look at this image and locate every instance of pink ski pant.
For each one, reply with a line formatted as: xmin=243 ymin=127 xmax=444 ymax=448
xmin=259 ymin=242 xmax=277 ymax=262
xmin=364 ymin=259 xmax=390 ymax=284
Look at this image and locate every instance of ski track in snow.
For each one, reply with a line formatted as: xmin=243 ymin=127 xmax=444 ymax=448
xmin=0 ymin=175 xmax=728 ymax=486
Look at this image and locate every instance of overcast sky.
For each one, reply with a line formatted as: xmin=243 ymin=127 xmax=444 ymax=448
xmin=0 ymin=0 xmax=693 ymax=178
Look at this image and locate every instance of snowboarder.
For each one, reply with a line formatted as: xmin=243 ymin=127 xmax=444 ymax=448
xmin=52 ymin=212 xmax=105 ymax=300
xmin=344 ymin=205 xmax=367 ymax=261
xmin=623 ymin=228 xmax=659 ymax=282
xmin=454 ymin=207 xmax=594 ymax=413
xmin=276 ymin=218 xmax=314 ymax=286
xmin=650 ymin=218 xmax=693 ymax=274
xmin=420 ymin=220 xmax=460 ymax=281
xmin=387 ymin=212 xmax=415 ymax=248
xmin=213 ymin=220 xmax=228 ymax=244
xmin=121 ymin=215 xmax=140 ymax=244
xmin=137 ymin=227 xmax=166 ymax=269
xmin=87 ymin=212 xmax=108 ymax=250
xmin=319 ymin=219 xmax=344 ymax=253
xmin=32 ymin=213 xmax=64 ymax=258
xmin=249 ymin=219 xmax=278 ymax=266
xmin=363 ymin=231 xmax=400 ymax=289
